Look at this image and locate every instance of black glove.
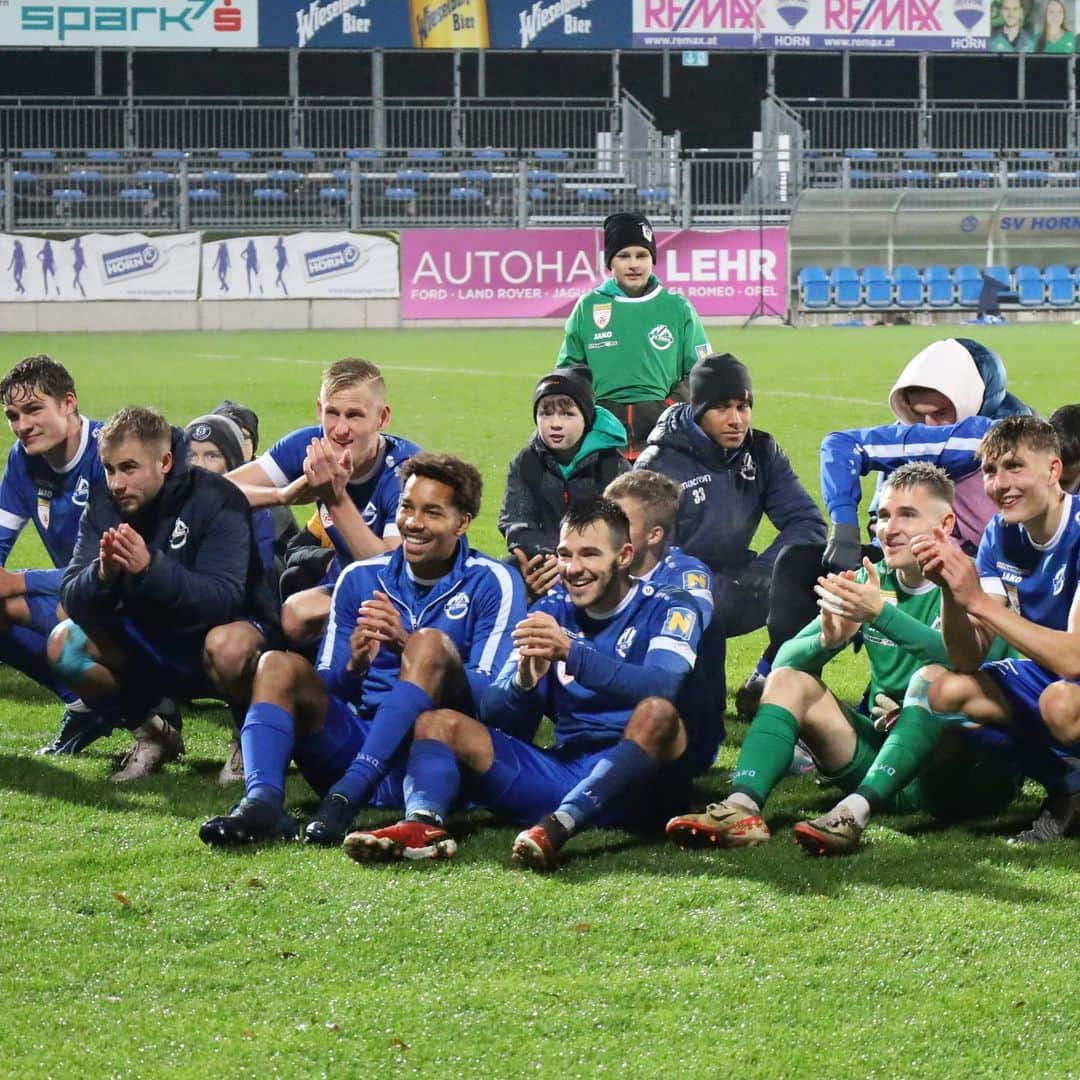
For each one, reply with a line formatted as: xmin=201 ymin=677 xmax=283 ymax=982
xmin=823 ymin=523 xmax=862 ymax=572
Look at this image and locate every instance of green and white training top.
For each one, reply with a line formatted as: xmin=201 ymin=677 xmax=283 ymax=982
xmin=556 ymin=275 xmax=711 ymax=404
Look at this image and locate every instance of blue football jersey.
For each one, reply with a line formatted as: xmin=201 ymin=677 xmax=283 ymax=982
xmin=485 ymin=581 xmax=702 ymax=749
xmin=637 ymin=545 xmax=714 ymax=628
xmin=0 ymin=416 xmax=103 ymax=591
xmin=258 ymin=428 xmax=420 ymax=568
xmin=976 ymin=493 xmax=1080 ymax=630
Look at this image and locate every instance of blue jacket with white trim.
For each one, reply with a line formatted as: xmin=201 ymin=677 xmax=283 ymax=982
xmin=317 ymin=537 xmax=526 ymax=715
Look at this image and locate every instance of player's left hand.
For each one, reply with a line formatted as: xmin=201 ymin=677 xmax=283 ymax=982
xmin=358 ymin=590 xmax=408 ymax=652
xmin=111 ymin=523 xmax=152 ymax=575
xmin=511 ymin=611 xmax=573 ymax=661
xmin=303 ymin=437 xmax=350 ymax=507
xmin=0 ymin=566 xmax=26 ymax=599
xmin=813 ymin=558 xmax=885 ymax=623
xmin=347 ymin=619 xmax=382 ymax=675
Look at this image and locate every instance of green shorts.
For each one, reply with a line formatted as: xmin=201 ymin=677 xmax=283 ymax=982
xmin=818 ymin=701 xmax=1021 ymax=819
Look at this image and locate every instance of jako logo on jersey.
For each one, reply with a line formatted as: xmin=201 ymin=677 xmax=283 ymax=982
xmin=445 ymin=592 xmax=470 ymax=620
xmin=648 ymin=324 xmax=674 ymax=350
xmin=169 ymin=519 xmax=189 ymax=549
xmin=101 ymin=242 xmax=160 ymax=282
xmin=663 ymin=607 xmax=697 ymax=641
xmin=19 ymin=1 xmax=242 ymax=41
xmin=72 ymin=477 xmax=90 ymax=507
xmin=593 ymin=302 xmax=612 ymax=330
xmin=304 ymin=241 xmax=362 ymax=281
xmin=1052 ymin=564 xmax=1067 ymax=596
xmin=615 ymin=625 xmax=637 ymax=657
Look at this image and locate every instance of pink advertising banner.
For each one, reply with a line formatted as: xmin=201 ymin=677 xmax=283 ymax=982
xmin=399 ymin=227 xmax=788 ymax=320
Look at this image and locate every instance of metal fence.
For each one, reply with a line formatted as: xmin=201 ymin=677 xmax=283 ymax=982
xmin=786 ymin=99 xmax=1078 ymax=152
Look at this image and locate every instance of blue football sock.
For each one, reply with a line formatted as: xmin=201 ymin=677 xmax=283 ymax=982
xmin=403 ymin=738 xmax=460 ymax=824
xmin=0 ymin=624 xmax=78 ymax=704
xmin=330 ymin=681 xmax=433 ymax=806
xmin=557 ymin=739 xmax=656 ymax=832
xmin=753 ymin=656 xmax=771 ymax=679
xmin=241 ymin=702 xmax=295 ymax=807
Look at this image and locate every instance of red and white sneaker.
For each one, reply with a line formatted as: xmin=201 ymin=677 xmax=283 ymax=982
xmin=342 ymin=819 xmax=457 ymax=863
xmin=665 ymin=799 xmax=771 ymax=849
xmin=511 ymin=814 xmax=570 ymax=872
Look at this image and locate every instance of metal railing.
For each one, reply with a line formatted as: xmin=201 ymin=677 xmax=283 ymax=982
xmin=786 ymin=98 xmax=1078 ymax=152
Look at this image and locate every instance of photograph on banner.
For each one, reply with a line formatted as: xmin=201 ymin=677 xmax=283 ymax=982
xmin=989 ymin=0 xmax=1077 ymax=51
xmin=399 ymin=227 xmax=787 ymax=320
xmin=0 ymin=0 xmax=259 ymax=48
xmin=0 ymin=233 xmax=200 ymax=302
xmin=201 ymin=232 xmax=399 ymax=300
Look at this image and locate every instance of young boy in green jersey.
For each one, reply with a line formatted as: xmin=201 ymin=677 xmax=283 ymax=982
xmin=556 ymin=212 xmax=712 ymax=460
xmin=665 ymin=462 xmax=1020 ymax=855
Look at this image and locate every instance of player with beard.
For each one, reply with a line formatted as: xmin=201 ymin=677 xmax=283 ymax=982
xmin=343 ymin=497 xmax=703 ymax=871
xmin=200 ymin=453 xmax=524 ymax=849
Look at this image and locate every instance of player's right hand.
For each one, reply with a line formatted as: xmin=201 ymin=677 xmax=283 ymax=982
xmin=523 ymin=553 xmax=560 ymax=600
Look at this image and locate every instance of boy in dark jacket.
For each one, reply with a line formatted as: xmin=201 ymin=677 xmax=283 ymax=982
xmin=636 ymin=352 xmax=825 ymax=639
xmin=498 ymin=366 xmax=629 ymax=599
xmin=49 ymin=406 xmax=276 ymax=782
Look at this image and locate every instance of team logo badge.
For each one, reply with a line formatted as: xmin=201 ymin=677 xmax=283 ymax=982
xmin=615 ymin=626 xmax=637 ymax=657
xmin=36 ymin=491 xmax=50 ymax=530
xmin=1052 ymin=564 xmax=1067 ymax=597
xmin=362 ymin=500 xmax=378 ymax=526
xmin=445 ymin=592 xmax=470 ymax=620
xmin=739 ymin=452 xmax=757 ymax=481
xmin=191 ymin=423 xmax=213 ymax=443
xmin=663 ymin=607 xmax=697 ymax=641
xmin=593 ymin=303 xmax=612 ymax=330
xmin=72 ymin=477 xmax=90 ymax=507
xmin=641 ymin=223 xmax=653 ymax=243
xmin=169 ymin=519 xmax=190 ymax=550
xmin=648 ymin=324 xmax=674 ymax=351
xmin=695 ymin=343 xmax=711 ymax=362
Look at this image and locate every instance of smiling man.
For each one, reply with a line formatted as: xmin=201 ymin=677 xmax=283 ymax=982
xmin=343 ymin=497 xmax=704 ymax=871
xmin=556 ymin=212 xmax=712 ymax=460
xmin=913 ymin=416 xmax=1080 ymax=844
xmin=200 ymin=453 xmax=524 ymax=850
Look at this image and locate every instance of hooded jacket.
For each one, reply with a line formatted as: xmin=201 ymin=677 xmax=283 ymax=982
xmin=636 ymin=403 xmax=825 ymax=580
xmin=62 ymin=426 xmax=277 ymax=639
xmin=498 ymin=406 xmax=630 ymax=556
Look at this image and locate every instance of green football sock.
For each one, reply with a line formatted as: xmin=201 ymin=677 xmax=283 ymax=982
xmin=856 ymin=704 xmax=942 ymax=810
xmin=730 ymin=704 xmax=800 ymax=810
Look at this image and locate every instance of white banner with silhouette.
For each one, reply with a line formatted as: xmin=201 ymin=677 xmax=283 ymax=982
xmin=0 ymin=232 xmax=200 ymax=301
xmin=200 ymin=232 xmax=400 ymax=300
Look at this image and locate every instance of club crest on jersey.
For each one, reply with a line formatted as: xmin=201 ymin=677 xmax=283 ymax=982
xmin=320 ymin=504 xmax=334 ymax=529
xmin=362 ymin=500 xmax=378 ymax=526
xmin=593 ymin=303 xmax=612 ymax=330
xmin=739 ymin=452 xmax=757 ymax=481
xmin=72 ymin=477 xmax=90 ymax=507
xmin=615 ymin=626 xmax=637 ymax=657
xmin=1052 ymin=564 xmax=1067 ymax=597
xmin=648 ymin=324 xmax=674 ymax=351
xmin=36 ymin=490 xmax=50 ymax=529
xmin=663 ymin=607 xmax=697 ymax=641
xmin=445 ymin=592 xmax=470 ymax=620
xmin=169 ymin=519 xmax=190 ymax=550
xmin=555 ymin=660 xmax=576 ymax=686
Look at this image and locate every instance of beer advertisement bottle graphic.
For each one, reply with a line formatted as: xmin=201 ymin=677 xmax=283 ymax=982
xmin=410 ymin=0 xmax=490 ymax=47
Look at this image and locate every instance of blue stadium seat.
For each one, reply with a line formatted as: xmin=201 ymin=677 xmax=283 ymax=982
xmin=119 ymin=188 xmax=154 ymax=201
xmin=895 ymin=168 xmax=932 ymax=184
xmin=860 ymin=266 xmax=893 ymax=307
xmin=893 ymin=265 xmax=923 ymax=307
xmin=848 ymin=168 xmax=874 ymax=185
xmin=21 ymin=149 xmax=54 ymax=161
xmin=830 ymin=267 xmax=861 ymax=307
xmin=449 ymin=186 xmax=483 ymax=201
xmin=460 ymin=168 xmax=493 ymax=182
xmin=52 ymin=188 xmax=86 ymax=201
xmin=955 ymin=168 xmax=992 ymax=184
xmin=87 ymin=149 xmax=122 ymax=162
xmin=218 ymin=149 xmax=251 ymax=161
xmin=202 ymin=169 xmax=237 ymax=182
xmin=266 ymin=169 xmax=302 ymax=182
xmin=903 ymin=149 xmax=938 ymax=161
xmin=67 ymin=169 xmax=102 ymax=183
xmin=527 ymin=186 xmax=549 ymax=201
xmin=188 ymin=188 xmax=221 ymax=201
xmin=135 ymin=169 xmax=170 ymax=183
xmin=1010 ymin=169 xmax=1050 ymax=185
xmin=408 ymin=149 xmax=443 ymax=161
xmin=844 ymin=148 xmax=878 ymax=160
xmin=1018 ymin=149 xmax=1054 ymax=161
xmin=152 ymin=150 xmax=187 ymax=160
xmin=953 ymin=265 xmax=983 ymax=305
xmin=962 ymin=149 xmax=996 ymax=161
xmin=331 ymin=168 xmax=352 ymax=182
xmin=384 ymin=187 xmax=418 ymax=200
xmin=533 ymin=149 xmax=569 ymax=160
xmin=319 ymin=187 xmax=348 ymax=201
xmin=1044 ymin=264 xmax=1075 ymax=305
xmin=11 ymin=170 xmax=37 ymax=183
xmin=797 ymin=266 xmax=830 ymax=308
xmin=346 ymin=149 xmax=382 ymax=161
xmin=577 ymin=186 xmax=613 ymax=201
xmin=638 ymin=186 xmax=673 ymax=201
xmin=1014 ymin=265 xmax=1045 ymax=305
xmin=526 ymin=168 xmax=558 ymax=182
xmin=396 ymin=169 xmax=429 ymax=182
xmin=471 ymin=149 xmax=507 ymax=160
xmin=281 ymin=149 xmax=315 ymax=160
xmin=252 ymin=188 xmax=287 ymax=201
xmin=922 ymin=265 xmax=954 ymax=307
xmin=986 ymin=265 xmax=1012 ymax=289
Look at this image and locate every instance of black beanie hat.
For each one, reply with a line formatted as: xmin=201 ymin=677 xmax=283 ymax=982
xmin=603 ymin=212 xmax=657 ymax=269
xmin=213 ymin=399 xmax=259 ymax=454
xmin=690 ymin=353 xmax=753 ymax=422
xmin=532 ymin=366 xmax=596 ymax=432
xmin=185 ymin=413 xmax=246 ymax=473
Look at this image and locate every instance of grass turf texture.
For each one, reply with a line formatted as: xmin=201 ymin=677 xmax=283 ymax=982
xmin=0 ymin=325 xmax=1077 ymax=1077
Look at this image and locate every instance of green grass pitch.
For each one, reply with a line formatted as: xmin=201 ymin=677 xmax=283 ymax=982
xmin=0 ymin=324 xmax=1077 ymax=1077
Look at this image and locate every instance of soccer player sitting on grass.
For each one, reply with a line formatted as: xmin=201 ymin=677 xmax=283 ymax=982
xmin=913 ymin=416 xmax=1080 ymax=845
xmin=342 ymin=497 xmax=704 ymax=871
xmin=666 ymin=463 xmax=1020 ymax=855
xmin=0 ymin=355 xmax=112 ymax=754
xmin=48 ymin=407 xmax=276 ymax=782
xmin=499 ymin=365 xmax=627 ymax=601
xmin=200 ymin=454 xmax=524 ymax=849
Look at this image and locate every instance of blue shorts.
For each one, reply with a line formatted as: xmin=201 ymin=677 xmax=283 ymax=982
xmin=25 ymin=587 xmax=62 ymax=638
xmin=983 ymin=657 xmax=1080 ymax=754
xmin=119 ymin=618 xmax=217 ymax=700
xmin=291 ymin=693 xmax=404 ymax=808
xmin=471 ymin=729 xmax=690 ymax=829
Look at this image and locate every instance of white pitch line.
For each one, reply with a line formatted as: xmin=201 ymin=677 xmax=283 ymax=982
xmin=771 ymin=390 xmax=881 ymax=407
xmin=196 ymin=353 xmax=240 ymax=359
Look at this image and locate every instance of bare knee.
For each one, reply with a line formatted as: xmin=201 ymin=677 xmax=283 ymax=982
xmin=928 ymin=672 xmax=973 ymax=714
xmin=1039 ymin=681 xmax=1080 ymax=744
xmin=625 ymin=696 xmax=686 ymax=761
xmin=400 ymin=628 xmax=462 ymax=695
xmin=414 ymin=707 xmax=465 ymax=747
xmin=281 ymin=588 xmax=330 ymax=647
xmin=204 ymin=622 xmax=265 ymax=686
xmin=761 ymin=666 xmax=821 ymax=710
xmin=46 ymin=622 xmax=68 ymax=666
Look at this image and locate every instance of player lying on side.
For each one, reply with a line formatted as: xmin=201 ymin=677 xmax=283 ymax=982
xmin=343 ymin=497 xmax=707 ymax=872
xmin=666 ymin=463 xmax=1021 ymax=856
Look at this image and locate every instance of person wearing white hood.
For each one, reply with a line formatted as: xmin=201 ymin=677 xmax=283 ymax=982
xmin=734 ymin=337 xmax=1034 ymax=724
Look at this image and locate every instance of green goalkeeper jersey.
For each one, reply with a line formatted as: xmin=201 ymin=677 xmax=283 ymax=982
xmin=556 ymin=275 xmax=711 ymax=403
xmin=774 ymin=561 xmax=1008 ymax=704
